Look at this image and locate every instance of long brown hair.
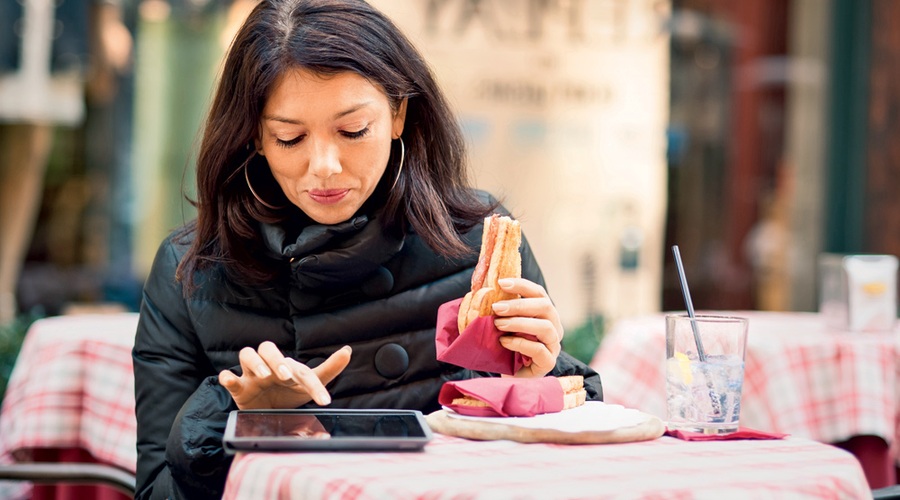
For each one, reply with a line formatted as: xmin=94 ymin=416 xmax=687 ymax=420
xmin=177 ymin=0 xmax=493 ymax=294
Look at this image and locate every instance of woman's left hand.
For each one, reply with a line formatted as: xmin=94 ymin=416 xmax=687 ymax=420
xmin=491 ymin=278 xmax=563 ymax=378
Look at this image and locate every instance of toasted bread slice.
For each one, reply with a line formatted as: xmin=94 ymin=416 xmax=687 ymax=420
xmin=451 ymin=396 xmax=491 ymax=408
xmin=458 ymin=215 xmax=522 ymax=331
xmin=557 ymin=375 xmax=583 ymax=393
xmin=483 ymin=216 xmax=522 ymax=288
xmin=559 ymin=375 xmax=587 ymax=410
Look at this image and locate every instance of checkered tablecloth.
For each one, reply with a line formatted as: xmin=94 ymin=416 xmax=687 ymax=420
xmin=590 ymin=311 xmax=900 ymax=458
xmin=0 ymin=311 xmax=882 ymax=499
xmin=0 ymin=313 xmax=139 ymax=472
xmin=222 ymin=433 xmax=869 ymax=499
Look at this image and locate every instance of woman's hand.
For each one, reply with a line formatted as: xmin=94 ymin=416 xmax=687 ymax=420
xmin=218 ymin=342 xmax=352 ymax=410
xmin=491 ymin=278 xmax=564 ymax=378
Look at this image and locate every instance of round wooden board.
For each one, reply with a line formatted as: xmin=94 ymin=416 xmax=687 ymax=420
xmin=425 ymin=409 xmax=665 ymax=445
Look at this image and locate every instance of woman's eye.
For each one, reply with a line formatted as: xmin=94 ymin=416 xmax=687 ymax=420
xmin=341 ymin=127 xmax=370 ymax=139
xmin=276 ymin=135 xmax=304 ymax=148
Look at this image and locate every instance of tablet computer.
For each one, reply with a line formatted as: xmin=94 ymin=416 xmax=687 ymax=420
xmin=223 ymin=408 xmax=433 ymax=453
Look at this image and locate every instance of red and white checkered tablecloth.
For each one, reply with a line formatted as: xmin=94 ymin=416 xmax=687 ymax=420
xmin=0 ymin=313 xmax=139 ymax=473
xmin=0 ymin=312 xmax=875 ymax=498
xmin=590 ymin=312 xmax=900 ymax=468
xmin=222 ymin=433 xmax=870 ymax=499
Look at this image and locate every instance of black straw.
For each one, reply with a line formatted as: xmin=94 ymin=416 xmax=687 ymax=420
xmin=672 ymin=245 xmax=707 ymax=362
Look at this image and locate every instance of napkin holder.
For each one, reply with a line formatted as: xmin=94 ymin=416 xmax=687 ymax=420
xmin=818 ymin=253 xmax=898 ymax=332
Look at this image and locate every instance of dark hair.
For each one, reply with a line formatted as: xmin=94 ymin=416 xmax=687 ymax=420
xmin=176 ymin=0 xmax=494 ymax=294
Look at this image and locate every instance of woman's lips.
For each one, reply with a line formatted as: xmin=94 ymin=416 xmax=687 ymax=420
xmin=308 ymin=189 xmax=349 ymax=205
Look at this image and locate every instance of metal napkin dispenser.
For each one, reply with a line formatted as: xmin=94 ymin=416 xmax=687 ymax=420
xmin=818 ymin=254 xmax=898 ymax=332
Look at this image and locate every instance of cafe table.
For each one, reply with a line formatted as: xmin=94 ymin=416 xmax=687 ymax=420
xmin=0 ymin=311 xmax=876 ymax=499
xmin=222 ymin=431 xmax=870 ymax=499
xmin=590 ymin=310 xmax=900 ymax=489
xmin=0 ymin=312 xmax=139 ymax=500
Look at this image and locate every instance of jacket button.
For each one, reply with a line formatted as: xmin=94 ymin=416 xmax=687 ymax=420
xmin=361 ymin=266 xmax=394 ymax=297
xmin=374 ymin=343 xmax=408 ymax=379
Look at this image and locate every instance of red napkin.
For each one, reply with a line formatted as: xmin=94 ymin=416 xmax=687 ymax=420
xmin=665 ymin=427 xmax=788 ymax=441
xmin=434 ymin=298 xmax=533 ymax=376
xmin=439 ymin=377 xmax=564 ymax=417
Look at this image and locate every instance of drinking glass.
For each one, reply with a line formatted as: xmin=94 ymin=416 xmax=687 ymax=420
xmin=665 ymin=314 xmax=748 ymax=434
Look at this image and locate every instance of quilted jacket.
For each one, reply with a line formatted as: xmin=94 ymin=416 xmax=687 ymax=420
xmin=132 ymin=192 xmax=603 ymax=499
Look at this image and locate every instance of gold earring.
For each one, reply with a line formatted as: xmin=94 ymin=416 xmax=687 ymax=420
xmin=390 ymin=137 xmax=405 ymax=192
xmin=244 ymin=152 xmax=287 ymax=210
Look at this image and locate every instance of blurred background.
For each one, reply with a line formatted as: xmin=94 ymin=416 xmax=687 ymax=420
xmin=1 ymin=0 xmax=898 ymax=379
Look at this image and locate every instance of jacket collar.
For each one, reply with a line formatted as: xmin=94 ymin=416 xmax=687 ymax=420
xmin=260 ymin=213 xmax=405 ymax=290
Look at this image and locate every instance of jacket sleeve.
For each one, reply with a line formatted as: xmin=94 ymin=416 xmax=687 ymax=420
xmin=133 ymin=237 xmax=237 ymax=500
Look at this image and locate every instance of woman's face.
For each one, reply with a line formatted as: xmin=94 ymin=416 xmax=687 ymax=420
xmin=257 ymin=68 xmax=406 ymax=225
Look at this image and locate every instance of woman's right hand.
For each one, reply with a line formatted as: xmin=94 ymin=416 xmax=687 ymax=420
xmin=218 ymin=342 xmax=352 ymax=410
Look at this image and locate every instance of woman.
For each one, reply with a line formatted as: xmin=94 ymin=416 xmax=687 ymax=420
xmin=133 ymin=1 xmax=603 ymax=498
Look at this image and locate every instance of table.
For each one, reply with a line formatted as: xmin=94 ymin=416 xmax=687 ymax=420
xmin=0 ymin=312 xmax=875 ymax=499
xmin=590 ymin=311 xmax=900 ymax=489
xmin=0 ymin=313 xmax=139 ymax=500
xmin=222 ymin=432 xmax=870 ymax=499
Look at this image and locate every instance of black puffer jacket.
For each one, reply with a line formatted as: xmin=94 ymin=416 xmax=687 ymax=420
xmin=133 ymin=196 xmax=603 ymax=500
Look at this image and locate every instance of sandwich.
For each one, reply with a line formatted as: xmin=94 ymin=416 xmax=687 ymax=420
xmin=450 ymin=375 xmax=588 ymax=411
xmin=457 ymin=214 xmax=522 ymax=333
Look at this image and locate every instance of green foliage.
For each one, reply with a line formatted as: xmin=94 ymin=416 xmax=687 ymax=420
xmin=562 ymin=314 xmax=605 ymax=365
xmin=0 ymin=312 xmax=42 ymax=403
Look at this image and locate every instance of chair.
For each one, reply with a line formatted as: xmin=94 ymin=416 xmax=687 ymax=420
xmin=0 ymin=462 xmax=136 ymax=496
xmin=873 ymin=485 xmax=900 ymax=500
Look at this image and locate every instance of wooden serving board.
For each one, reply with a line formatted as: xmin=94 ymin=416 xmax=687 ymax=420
xmin=425 ymin=409 xmax=665 ymax=445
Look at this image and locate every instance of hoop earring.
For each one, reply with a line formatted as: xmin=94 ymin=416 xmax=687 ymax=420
xmin=244 ymin=152 xmax=287 ymax=210
xmin=390 ymin=137 xmax=405 ymax=192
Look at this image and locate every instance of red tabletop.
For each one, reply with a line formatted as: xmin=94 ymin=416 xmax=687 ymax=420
xmin=222 ymin=433 xmax=870 ymax=499
xmin=0 ymin=313 xmax=138 ymax=499
xmin=590 ymin=311 xmax=900 ymax=488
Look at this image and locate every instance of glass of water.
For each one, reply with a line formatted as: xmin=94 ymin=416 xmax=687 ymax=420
xmin=665 ymin=314 xmax=749 ymax=434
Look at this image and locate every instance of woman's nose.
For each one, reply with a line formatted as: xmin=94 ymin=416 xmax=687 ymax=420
xmin=308 ymin=138 xmax=342 ymax=178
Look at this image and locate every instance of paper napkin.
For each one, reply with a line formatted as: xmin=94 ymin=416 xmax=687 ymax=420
xmin=665 ymin=427 xmax=788 ymax=441
xmin=434 ymin=298 xmax=533 ymax=376
xmin=438 ymin=377 xmax=564 ymax=417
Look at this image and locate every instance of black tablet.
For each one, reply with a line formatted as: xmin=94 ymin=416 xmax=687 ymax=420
xmin=223 ymin=408 xmax=433 ymax=453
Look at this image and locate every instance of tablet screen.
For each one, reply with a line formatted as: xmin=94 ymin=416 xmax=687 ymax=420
xmin=224 ymin=409 xmax=432 ymax=452
xmin=234 ymin=411 xmax=428 ymax=438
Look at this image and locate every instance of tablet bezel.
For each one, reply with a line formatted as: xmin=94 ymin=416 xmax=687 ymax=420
xmin=223 ymin=408 xmax=433 ymax=453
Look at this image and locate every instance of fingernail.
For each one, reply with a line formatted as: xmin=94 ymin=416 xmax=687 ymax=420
xmin=492 ymin=302 xmax=509 ymax=314
xmin=278 ymin=365 xmax=292 ymax=380
xmin=495 ymin=319 xmax=511 ymax=329
xmin=341 ymin=345 xmax=352 ymax=353
xmin=256 ymin=364 xmax=272 ymax=378
xmin=498 ymin=278 xmax=514 ymax=289
xmin=317 ymin=391 xmax=331 ymax=405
